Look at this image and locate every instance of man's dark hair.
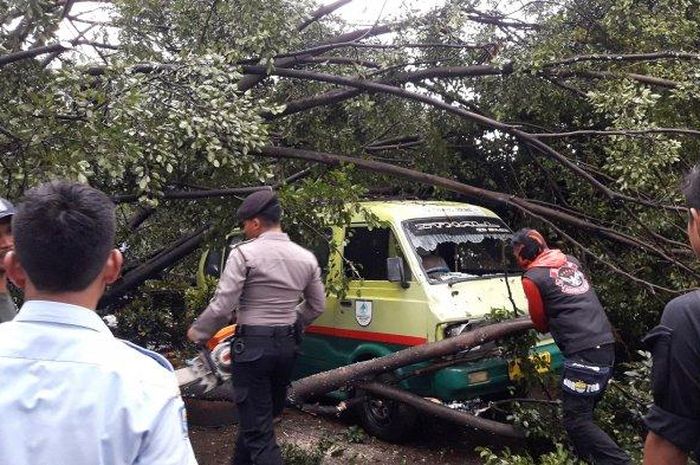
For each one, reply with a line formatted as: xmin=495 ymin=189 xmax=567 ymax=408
xmin=256 ymin=209 xmax=281 ymax=226
xmin=511 ymin=228 xmax=546 ymax=261
xmin=682 ymin=164 xmax=700 ymax=210
xmin=12 ymin=181 xmax=116 ymax=292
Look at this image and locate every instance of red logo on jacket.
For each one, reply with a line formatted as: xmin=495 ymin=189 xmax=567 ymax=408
xmin=550 ymin=261 xmax=590 ymax=295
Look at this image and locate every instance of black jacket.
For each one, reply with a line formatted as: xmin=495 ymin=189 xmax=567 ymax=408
xmin=525 ymin=256 xmax=614 ymax=356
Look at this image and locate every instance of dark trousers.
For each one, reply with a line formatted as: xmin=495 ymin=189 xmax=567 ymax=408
xmin=562 ymin=345 xmax=631 ymax=465
xmin=230 ymin=332 xmax=296 ymax=465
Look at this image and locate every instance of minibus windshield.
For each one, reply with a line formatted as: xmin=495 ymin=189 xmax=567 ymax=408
xmin=403 ymin=216 xmax=519 ymax=282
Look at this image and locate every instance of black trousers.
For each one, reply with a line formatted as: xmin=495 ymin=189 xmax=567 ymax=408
xmin=230 ymin=331 xmax=296 ymax=465
xmin=562 ymin=345 xmax=631 ymax=465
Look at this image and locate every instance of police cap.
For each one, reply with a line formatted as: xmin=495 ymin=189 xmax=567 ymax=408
xmin=236 ymin=189 xmax=281 ymax=222
xmin=0 ymin=198 xmax=15 ymax=221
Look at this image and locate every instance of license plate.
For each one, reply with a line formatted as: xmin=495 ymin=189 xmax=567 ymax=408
xmin=508 ymin=351 xmax=551 ymax=381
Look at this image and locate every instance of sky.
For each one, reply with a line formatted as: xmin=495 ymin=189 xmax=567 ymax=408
xmin=338 ymin=0 xmax=444 ymax=25
xmin=57 ymin=0 xmax=446 ymax=41
xmin=47 ymin=0 xmax=449 ymax=60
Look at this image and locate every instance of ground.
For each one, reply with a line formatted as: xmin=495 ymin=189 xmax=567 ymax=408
xmin=188 ymin=403 xmax=524 ymax=465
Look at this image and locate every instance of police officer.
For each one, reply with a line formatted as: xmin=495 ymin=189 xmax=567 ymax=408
xmin=188 ymin=189 xmax=325 ymax=465
xmin=0 ymin=181 xmax=197 ymax=465
xmin=0 ymin=197 xmax=16 ymax=322
xmin=511 ymin=229 xmax=630 ymax=465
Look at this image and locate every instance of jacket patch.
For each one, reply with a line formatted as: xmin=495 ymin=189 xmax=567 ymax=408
xmin=550 ymin=261 xmax=590 ymax=295
xmin=562 ymin=377 xmax=602 ymax=394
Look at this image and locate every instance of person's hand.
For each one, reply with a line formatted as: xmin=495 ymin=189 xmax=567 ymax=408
xmin=187 ymin=327 xmax=199 ymax=344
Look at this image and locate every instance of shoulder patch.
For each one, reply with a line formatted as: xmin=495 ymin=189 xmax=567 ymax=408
xmin=119 ymin=339 xmax=174 ymax=372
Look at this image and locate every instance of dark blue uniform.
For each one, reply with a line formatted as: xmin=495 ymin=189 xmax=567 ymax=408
xmin=644 ymin=291 xmax=700 ymax=457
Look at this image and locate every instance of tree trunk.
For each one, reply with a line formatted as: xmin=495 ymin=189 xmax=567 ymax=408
xmin=288 ymin=318 xmax=533 ymax=404
xmin=98 ymin=226 xmax=209 ymax=309
xmin=356 ymin=382 xmax=525 ymax=438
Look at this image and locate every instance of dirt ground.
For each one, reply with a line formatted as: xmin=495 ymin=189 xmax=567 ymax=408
xmin=189 ymin=405 xmax=524 ymax=465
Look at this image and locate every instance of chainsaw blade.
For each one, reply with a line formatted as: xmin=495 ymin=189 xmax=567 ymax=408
xmin=176 ymin=357 xmax=221 ymax=397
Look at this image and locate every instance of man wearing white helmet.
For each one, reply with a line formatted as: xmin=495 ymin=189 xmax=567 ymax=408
xmin=0 ymin=197 xmax=16 ymax=323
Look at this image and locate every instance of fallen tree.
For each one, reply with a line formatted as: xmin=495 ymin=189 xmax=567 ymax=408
xmin=180 ymin=317 xmax=535 ymax=436
xmin=286 ymin=317 xmax=539 ymax=438
xmin=288 ymin=317 xmax=533 ymax=403
xmin=356 ymin=382 xmax=525 ymax=439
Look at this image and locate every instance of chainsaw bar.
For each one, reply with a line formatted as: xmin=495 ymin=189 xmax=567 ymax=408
xmin=177 ymin=340 xmax=233 ymax=398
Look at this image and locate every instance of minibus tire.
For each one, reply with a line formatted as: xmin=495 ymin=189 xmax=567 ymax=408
xmin=357 ymin=373 xmax=418 ymax=443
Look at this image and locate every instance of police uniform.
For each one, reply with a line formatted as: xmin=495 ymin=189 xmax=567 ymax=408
xmin=189 ymin=190 xmax=325 ymax=465
xmin=0 ymin=300 xmax=197 ymax=465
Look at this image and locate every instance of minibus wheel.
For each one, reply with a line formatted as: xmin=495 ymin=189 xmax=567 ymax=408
xmin=357 ymin=373 xmax=418 ymax=443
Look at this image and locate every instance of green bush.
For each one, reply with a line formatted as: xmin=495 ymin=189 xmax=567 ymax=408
xmin=112 ymin=278 xmax=216 ymax=352
xmin=477 ymin=443 xmax=583 ymax=465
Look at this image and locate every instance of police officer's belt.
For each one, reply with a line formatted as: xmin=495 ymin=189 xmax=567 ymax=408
xmin=236 ymin=325 xmax=294 ymax=337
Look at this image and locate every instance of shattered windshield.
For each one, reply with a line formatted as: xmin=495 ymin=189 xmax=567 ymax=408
xmin=403 ymin=216 xmax=519 ymax=283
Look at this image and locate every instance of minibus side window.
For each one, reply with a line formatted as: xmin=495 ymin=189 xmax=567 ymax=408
xmin=344 ymin=227 xmax=390 ymax=280
xmin=204 ymin=249 xmax=222 ymax=278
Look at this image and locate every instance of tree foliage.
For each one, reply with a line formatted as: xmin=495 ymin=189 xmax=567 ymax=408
xmin=2 ymin=0 xmax=700 ymax=457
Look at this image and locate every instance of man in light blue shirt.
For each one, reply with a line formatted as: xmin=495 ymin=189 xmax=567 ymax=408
xmin=0 ymin=181 xmax=198 ymax=465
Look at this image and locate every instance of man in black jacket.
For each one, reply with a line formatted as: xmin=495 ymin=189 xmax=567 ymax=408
xmin=643 ymin=166 xmax=700 ymax=464
xmin=512 ymin=229 xmax=630 ymax=464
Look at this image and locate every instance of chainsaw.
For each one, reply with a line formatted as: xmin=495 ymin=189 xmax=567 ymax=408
xmin=175 ymin=325 xmax=235 ymax=397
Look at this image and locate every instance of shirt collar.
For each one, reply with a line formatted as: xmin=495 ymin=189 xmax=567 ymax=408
xmin=14 ymin=300 xmax=112 ymax=334
xmin=258 ymin=231 xmax=289 ymax=241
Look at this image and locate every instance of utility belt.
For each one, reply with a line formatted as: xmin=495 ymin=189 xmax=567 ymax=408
xmin=236 ymin=324 xmax=294 ymax=337
xmin=235 ymin=323 xmax=303 ymax=345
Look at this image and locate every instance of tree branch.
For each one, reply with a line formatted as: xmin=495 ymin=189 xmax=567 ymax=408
xmin=237 ymin=23 xmax=394 ymax=92
xmin=0 ymin=124 xmax=22 ymax=142
xmin=243 ymin=65 xmax=625 ymax=202
xmin=289 ymin=317 xmax=535 ymax=404
xmin=275 ymin=23 xmax=396 ymax=60
xmin=112 ymin=168 xmax=313 ymax=203
xmin=127 ymin=206 xmax=156 ymax=231
xmin=297 ymin=0 xmax=354 ymax=32
xmin=531 ymin=128 xmax=700 ymax=138
xmin=343 ymin=42 xmax=496 ymax=50
xmin=0 ymin=43 xmax=68 ymax=67
xmin=98 ymin=225 xmax=210 ymax=309
xmin=462 ymin=7 xmax=542 ymax=30
xmin=356 ymin=381 xmax=525 ymax=438
xmin=277 ymin=64 xmax=508 ymax=116
xmin=249 ymin=64 xmax=684 ymax=213
xmin=256 ymin=145 xmax=691 ymax=277
xmin=0 ymin=38 xmax=119 ymax=68
xmin=300 ymin=56 xmax=380 ymax=68
xmin=553 ymin=69 xmax=681 ymax=88
xmin=545 ymin=51 xmax=700 ymax=67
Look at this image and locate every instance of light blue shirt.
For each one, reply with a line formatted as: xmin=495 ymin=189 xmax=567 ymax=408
xmin=0 ymin=300 xmax=198 ymax=465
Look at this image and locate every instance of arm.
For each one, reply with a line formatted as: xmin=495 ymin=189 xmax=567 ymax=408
xmin=643 ymin=431 xmax=688 ymax=465
xmin=188 ymin=248 xmax=247 ymax=344
xmin=297 ymin=264 xmax=325 ymax=328
xmin=134 ymin=396 xmax=198 ymax=465
xmin=522 ymin=277 xmax=549 ymax=333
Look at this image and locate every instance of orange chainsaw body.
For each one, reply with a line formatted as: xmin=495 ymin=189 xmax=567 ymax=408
xmin=206 ymin=324 xmax=236 ymax=350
